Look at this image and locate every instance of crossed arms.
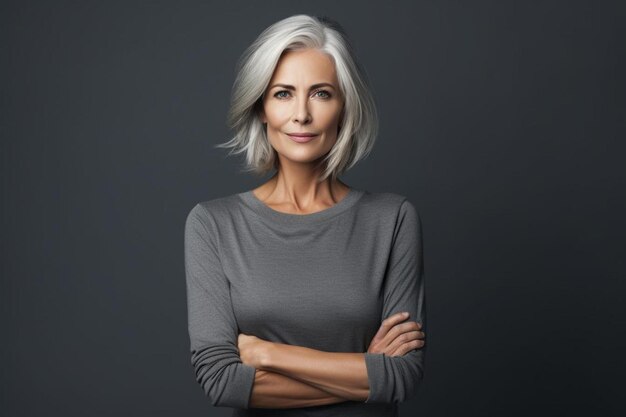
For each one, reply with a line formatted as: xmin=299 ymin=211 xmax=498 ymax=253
xmin=185 ymin=200 xmax=426 ymax=409
xmin=247 ymin=344 xmax=369 ymax=408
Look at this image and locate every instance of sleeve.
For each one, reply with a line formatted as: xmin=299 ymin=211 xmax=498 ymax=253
xmin=363 ymin=199 xmax=427 ymax=404
xmin=184 ymin=203 xmax=257 ymax=409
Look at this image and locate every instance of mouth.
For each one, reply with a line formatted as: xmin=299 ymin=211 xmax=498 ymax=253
xmin=286 ymin=133 xmax=319 ymax=143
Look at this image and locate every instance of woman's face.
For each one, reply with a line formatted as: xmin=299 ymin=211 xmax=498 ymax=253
xmin=260 ymin=48 xmax=344 ymax=166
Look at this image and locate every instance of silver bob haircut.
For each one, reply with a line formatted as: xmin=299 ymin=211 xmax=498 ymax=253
xmin=215 ymin=14 xmax=379 ymax=183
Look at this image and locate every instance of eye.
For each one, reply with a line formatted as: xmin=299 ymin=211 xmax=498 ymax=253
xmin=274 ymin=90 xmax=290 ymax=99
xmin=314 ymin=90 xmax=332 ymax=99
xmin=273 ymin=89 xmax=333 ymax=100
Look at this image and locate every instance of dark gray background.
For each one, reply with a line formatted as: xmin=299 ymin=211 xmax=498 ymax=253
xmin=2 ymin=1 xmax=624 ymax=416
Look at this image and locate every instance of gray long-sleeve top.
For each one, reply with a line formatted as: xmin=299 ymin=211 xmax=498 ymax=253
xmin=184 ymin=187 xmax=427 ymax=416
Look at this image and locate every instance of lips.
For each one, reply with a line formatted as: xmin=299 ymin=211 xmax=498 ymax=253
xmin=286 ymin=133 xmax=318 ymax=143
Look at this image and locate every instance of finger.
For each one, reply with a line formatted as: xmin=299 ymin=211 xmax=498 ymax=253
xmin=386 ymin=331 xmax=412 ymax=354
xmin=405 ymin=339 xmax=425 ymax=353
xmin=372 ymin=312 xmax=410 ymax=341
xmin=413 ymin=330 xmax=425 ymax=340
xmin=391 ymin=339 xmax=424 ymax=356
xmin=383 ymin=321 xmax=422 ymax=344
xmin=386 ymin=330 xmax=421 ymax=353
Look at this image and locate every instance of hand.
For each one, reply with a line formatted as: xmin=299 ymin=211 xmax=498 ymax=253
xmin=237 ymin=332 xmax=270 ymax=369
xmin=367 ymin=312 xmax=425 ymax=357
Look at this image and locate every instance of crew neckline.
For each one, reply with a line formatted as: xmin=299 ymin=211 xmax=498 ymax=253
xmin=238 ymin=187 xmax=365 ymax=225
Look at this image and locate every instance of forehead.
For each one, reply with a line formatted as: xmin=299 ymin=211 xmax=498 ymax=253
xmin=270 ymin=48 xmax=338 ymax=85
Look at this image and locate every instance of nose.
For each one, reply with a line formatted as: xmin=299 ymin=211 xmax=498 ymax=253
xmin=292 ymin=94 xmax=311 ymax=124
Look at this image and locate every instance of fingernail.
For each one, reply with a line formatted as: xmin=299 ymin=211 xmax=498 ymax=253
xmin=403 ymin=312 xmax=409 ymax=317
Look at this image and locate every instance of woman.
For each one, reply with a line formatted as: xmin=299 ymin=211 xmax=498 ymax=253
xmin=184 ymin=14 xmax=426 ymax=416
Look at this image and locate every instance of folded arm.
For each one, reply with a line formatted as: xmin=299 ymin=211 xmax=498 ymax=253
xmin=260 ymin=343 xmax=370 ymax=401
xmin=249 ymin=369 xmax=349 ymax=408
xmin=186 ymin=198 xmax=426 ymax=408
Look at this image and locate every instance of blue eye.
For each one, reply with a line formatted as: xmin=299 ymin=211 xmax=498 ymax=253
xmin=273 ymin=90 xmax=332 ymax=99
xmin=315 ymin=90 xmax=332 ymax=99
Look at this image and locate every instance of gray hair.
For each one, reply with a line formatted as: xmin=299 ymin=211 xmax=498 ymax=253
xmin=215 ymin=14 xmax=379 ymax=183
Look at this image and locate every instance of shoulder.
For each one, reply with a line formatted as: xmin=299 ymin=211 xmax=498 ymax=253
xmin=359 ymin=190 xmax=420 ymax=219
xmin=185 ymin=192 xmax=243 ymax=229
xmin=357 ymin=191 xmax=422 ymax=242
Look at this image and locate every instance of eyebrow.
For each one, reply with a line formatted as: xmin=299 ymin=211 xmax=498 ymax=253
xmin=268 ymin=82 xmax=336 ymax=91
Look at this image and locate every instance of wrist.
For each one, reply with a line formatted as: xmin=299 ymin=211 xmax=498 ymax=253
xmin=259 ymin=340 xmax=276 ymax=370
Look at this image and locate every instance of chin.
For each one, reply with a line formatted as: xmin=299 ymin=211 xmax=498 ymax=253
xmin=285 ymin=153 xmax=326 ymax=164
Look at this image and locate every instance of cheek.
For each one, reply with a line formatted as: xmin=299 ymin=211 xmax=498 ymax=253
xmin=264 ymin=106 xmax=291 ymax=124
xmin=314 ymin=108 xmax=340 ymax=129
xmin=322 ymin=104 xmax=343 ymax=125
